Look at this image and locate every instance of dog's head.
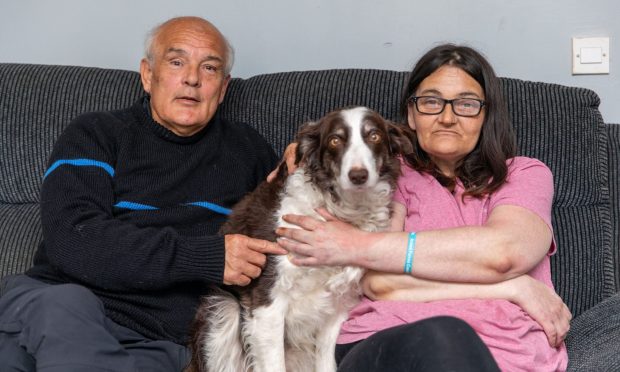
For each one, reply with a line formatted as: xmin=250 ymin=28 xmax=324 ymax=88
xmin=296 ymin=106 xmax=413 ymax=195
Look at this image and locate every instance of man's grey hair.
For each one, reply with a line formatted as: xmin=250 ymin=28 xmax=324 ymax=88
xmin=143 ymin=18 xmax=235 ymax=77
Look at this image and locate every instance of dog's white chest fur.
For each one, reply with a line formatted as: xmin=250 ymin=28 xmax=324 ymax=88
xmin=240 ymin=169 xmax=392 ymax=372
xmin=193 ymin=106 xmax=411 ymax=372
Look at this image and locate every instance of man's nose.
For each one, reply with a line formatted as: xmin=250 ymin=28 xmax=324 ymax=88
xmin=184 ymin=67 xmax=201 ymax=87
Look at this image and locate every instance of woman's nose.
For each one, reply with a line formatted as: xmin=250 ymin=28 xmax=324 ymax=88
xmin=438 ymin=102 xmax=457 ymax=124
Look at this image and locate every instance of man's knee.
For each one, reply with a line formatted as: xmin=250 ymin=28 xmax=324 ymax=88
xmin=38 ymin=283 xmax=100 ymax=306
xmin=0 ymin=332 xmax=36 ymax=371
xmin=7 ymin=282 xmax=106 ymax=336
xmin=33 ymin=283 xmax=104 ymax=320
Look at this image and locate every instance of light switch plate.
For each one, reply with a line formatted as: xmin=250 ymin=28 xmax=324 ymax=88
xmin=572 ymin=37 xmax=610 ymax=75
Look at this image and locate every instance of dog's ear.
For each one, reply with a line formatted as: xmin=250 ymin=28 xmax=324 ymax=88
xmin=270 ymin=160 xmax=290 ymax=185
xmin=295 ymin=120 xmax=321 ymax=164
xmin=387 ymin=122 xmax=415 ymax=156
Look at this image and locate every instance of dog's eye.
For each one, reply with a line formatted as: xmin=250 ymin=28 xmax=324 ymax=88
xmin=328 ymin=137 xmax=342 ymax=148
xmin=368 ymin=131 xmax=382 ymax=143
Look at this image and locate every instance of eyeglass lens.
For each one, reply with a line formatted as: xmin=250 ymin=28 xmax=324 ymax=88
xmin=415 ymin=96 xmax=483 ymax=117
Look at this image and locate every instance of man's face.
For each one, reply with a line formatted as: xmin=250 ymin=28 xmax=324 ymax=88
xmin=140 ymin=20 xmax=230 ymax=137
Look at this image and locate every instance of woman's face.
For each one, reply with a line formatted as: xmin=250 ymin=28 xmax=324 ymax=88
xmin=407 ymin=65 xmax=485 ymax=176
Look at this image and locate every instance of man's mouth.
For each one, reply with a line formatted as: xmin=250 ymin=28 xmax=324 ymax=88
xmin=177 ymin=96 xmax=200 ymax=103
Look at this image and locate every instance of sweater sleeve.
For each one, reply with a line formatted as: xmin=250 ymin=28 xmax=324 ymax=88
xmin=39 ymin=112 xmax=226 ymax=291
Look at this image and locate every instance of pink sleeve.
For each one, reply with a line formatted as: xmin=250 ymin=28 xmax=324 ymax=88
xmin=393 ymin=158 xmax=411 ymax=206
xmin=393 ymin=177 xmax=407 ymax=206
xmin=489 ymin=157 xmax=556 ymax=254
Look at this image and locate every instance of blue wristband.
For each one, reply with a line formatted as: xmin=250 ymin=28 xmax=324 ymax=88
xmin=403 ymin=232 xmax=416 ymax=274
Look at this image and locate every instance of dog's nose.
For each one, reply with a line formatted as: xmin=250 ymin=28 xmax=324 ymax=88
xmin=348 ymin=168 xmax=369 ymax=185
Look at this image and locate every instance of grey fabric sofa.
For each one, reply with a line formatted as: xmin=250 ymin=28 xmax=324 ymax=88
xmin=1 ymin=63 xmax=618 ymax=371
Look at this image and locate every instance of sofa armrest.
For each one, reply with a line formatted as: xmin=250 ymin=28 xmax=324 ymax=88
xmin=566 ymin=291 xmax=620 ymax=371
xmin=607 ymin=123 xmax=619 ymax=291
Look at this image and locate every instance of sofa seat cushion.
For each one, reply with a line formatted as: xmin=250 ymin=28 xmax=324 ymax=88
xmin=566 ymin=292 xmax=620 ymax=371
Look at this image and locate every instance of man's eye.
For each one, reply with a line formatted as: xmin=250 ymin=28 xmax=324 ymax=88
xmin=170 ymin=60 xmax=182 ymax=67
xmin=203 ymin=65 xmax=219 ymax=74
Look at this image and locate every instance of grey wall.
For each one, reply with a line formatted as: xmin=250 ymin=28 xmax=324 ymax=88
xmin=1 ymin=0 xmax=618 ymax=122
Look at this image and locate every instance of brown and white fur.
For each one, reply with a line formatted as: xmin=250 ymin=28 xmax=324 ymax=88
xmin=187 ymin=106 xmax=413 ymax=372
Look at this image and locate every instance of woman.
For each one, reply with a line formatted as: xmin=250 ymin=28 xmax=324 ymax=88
xmin=276 ymin=44 xmax=570 ymax=371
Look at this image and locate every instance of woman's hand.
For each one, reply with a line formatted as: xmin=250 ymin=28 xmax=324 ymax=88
xmin=507 ymin=275 xmax=572 ymax=348
xmin=276 ymin=208 xmax=371 ymax=267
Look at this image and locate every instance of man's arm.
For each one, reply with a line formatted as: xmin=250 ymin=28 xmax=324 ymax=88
xmin=40 ymin=113 xmax=284 ymax=291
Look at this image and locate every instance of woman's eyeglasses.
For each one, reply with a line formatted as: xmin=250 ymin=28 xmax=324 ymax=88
xmin=408 ymin=96 xmax=485 ymax=117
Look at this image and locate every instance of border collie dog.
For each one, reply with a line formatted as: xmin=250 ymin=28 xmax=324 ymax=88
xmin=187 ymin=106 xmax=413 ymax=372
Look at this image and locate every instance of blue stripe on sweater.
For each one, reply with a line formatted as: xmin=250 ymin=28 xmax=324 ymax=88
xmin=114 ymin=201 xmax=159 ymax=210
xmin=114 ymin=201 xmax=231 ymax=215
xmin=44 ymin=159 xmax=115 ymax=179
xmin=43 ymin=159 xmax=230 ymax=215
xmin=185 ymin=202 xmax=231 ymax=215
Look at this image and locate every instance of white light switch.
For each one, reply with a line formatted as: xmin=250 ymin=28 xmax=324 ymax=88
xmin=580 ymin=47 xmax=603 ymax=64
xmin=572 ymin=37 xmax=610 ymax=75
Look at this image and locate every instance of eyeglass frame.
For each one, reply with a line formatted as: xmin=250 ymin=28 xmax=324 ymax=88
xmin=407 ymin=96 xmax=486 ymax=117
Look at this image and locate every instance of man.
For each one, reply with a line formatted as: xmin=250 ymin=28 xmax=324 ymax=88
xmin=0 ymin=16 xmax=286 ymax=371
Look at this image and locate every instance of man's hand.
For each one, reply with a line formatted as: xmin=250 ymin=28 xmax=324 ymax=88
xmin=223 ymin=234 xmax=287 ymax=286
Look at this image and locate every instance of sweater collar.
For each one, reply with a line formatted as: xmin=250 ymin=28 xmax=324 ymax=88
xmin=133 ymin=96 xmax=220 ymax=145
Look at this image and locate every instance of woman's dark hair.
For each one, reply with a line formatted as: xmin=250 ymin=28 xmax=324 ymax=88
xmin=399 ymin=44 xmax=516 ymax=198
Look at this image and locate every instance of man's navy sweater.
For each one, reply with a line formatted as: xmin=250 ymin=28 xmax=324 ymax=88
xmin=27 ymin=97 xmax=278 ymax=344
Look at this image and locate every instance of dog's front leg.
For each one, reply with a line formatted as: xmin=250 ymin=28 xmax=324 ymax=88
xmin=245 ymin=298 xmax=288 ymax=372
xmin=314 ymin=311 xmax=347 ymax=372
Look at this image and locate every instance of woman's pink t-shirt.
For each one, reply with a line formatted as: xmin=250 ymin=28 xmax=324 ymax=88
xmin=337 ymin=157 xmax=568 ymax=371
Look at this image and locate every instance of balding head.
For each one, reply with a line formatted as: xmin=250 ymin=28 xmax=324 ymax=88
xmin=139 ymin=16 xmax=232 ymax=136
xmin=144 ymin=17 xmax=234 ymax=76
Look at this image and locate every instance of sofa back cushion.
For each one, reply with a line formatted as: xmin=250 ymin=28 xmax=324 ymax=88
xmin=0 ymin=64 xmax=615 ymax=319
xmin=0 ymin=64 xmax=144 ymax=203
xmin=500 ymin=78 xmax=615 ymax=317
xmin=0 ymin=64 xmax=143 ymax=278
xmin=220 ymin=69 xmax=410 ymax=156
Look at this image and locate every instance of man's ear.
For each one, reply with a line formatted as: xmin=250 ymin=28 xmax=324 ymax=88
xmin=140 ymin=58 xmax=153 ymax=94
xmin=218 ymin=75 xmax=231 ymax=104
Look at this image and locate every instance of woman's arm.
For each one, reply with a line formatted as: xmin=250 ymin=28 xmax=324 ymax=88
xmin=362 ymin=271 xmax=571 ymax=347
xmin=277 ymin=203 xmax=552 ymax=284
